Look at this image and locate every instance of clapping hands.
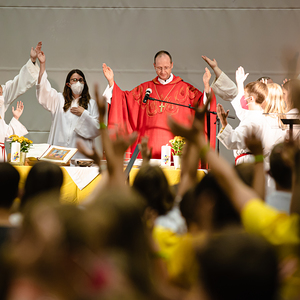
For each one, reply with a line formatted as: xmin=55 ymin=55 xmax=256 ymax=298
xmin=30 ymin=41 xmax=42 ymax=63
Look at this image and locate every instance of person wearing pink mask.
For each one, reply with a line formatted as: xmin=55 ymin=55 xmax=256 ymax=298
xmin=36 ymin=51 xmax=99 ymax=159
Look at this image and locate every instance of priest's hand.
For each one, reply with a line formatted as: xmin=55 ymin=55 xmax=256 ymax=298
xmin=217 ymin=103 xmax=229 ymax=128
xmin=30 ymin=41 xmax=42 ymax=63
xmin=12 ymin=101 xmax=24 ymax=120
xmin=102 ymin=63 xmax=114 ymax=87
xmin=70 ymin=106 xmax=84 ymax=116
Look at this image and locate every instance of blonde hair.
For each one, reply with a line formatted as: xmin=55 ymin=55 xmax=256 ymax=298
xmin=264 ymin=83 xmax=286 ymax=114
xmin=245 ymin=81 xmax=268 ymax=105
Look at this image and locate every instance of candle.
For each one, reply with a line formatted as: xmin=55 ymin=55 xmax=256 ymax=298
xmin=161 ymin=145 xmax=171 ymax=167
xmin=11 ymin=142 xmax=20 ymax=163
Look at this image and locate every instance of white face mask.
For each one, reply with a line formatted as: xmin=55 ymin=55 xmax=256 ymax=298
xmin=70 ymin=81 xmax=84 ymax=95
xmin=0 ymin=96 xmax=4 ymax=107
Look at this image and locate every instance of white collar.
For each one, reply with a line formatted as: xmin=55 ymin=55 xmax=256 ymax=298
xmin=158 ymin=73 xmax=174 ymax=85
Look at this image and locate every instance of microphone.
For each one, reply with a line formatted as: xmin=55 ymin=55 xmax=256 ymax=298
xmin=143 ymin=88 xmax=152 ymax=103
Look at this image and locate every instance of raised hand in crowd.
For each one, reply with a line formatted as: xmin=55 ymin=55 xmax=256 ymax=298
xmin=30 ymin=41 xmax=42 ymax=63
xmin=202 ymin=55 xmax=222 ymax=79
xmin=139 ymin=136 xmax=152 ymax=166
xmin=76 ymin=139 xmax=102 ymax=167
xmin=12 ymin=101 xmax=24 ymax=120
xmin=168 ymin=92 xmax=258 ymax=213
xmin=235 ymin=66 xmax=249 ymax=93
xmin=102 ymin=63 xmax=114 ymax=87
xmin=244 ymin=131 xmax=265 ymax=200
xmin=95 ymin=84 xmax=137 ymax=186
xmin=280 ymin=137 xmax=300 ymax=214
xmin=217 ymin=103 xmax=229 ymax=128
xmin=177 ymin=140 xmax=199 ymax=197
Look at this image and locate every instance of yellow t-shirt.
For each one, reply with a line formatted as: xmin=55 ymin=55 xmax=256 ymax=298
xmin=167 ymin=232 xmax=207 ymax=290
xmin=242 ymin=199 xmax=300 ymax=299
xmin=152 ymin=225 xmax=182 ymax=261
xmin=242 ymin=199 xmax=300 ymax=245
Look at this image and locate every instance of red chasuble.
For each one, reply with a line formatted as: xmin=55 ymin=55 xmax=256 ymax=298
xmin=108 ymin=75 xmax=217 ymax=166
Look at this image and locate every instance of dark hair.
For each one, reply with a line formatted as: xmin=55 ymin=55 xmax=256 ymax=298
xmin=62 ymin=69 xmax=91 ymax=112
xmin=282 ymin=78 xmax=298 ymax=92
xmin=154 ymin=50 xmax=172 ymax=64
xmin=0 ymin=163 xmax=20 ymax=209
xmin=257 ymin=76 xmax=272 ymax=81
xmin=180 ymin=173 xmax=241 ymax=230
xmin=245 ymin=81 xmax=268 ymax=105
xmin=235 ymin=163 xmax=255 ymax=187
xmin=133 ymin=165 xmax=174 ymax=215
xmin=21 ymin=161 xmax=63 ymax=210
xmin=86 ymin=188 xmax=157 ymax=297
xmin=269 ymin=143 xmax=292 ymax=190
xmin=197 ymin=230 xmax=279 ymax=300
xmin=283 ymin=78 xmax=300 ymax=110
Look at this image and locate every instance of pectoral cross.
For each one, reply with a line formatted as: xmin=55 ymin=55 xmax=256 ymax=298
xmin=159 ymin=103 xmax=165 ymax=113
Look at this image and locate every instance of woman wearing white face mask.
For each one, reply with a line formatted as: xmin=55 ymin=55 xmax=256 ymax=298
xmin=36 ymin=51 xmax=99 ymax=159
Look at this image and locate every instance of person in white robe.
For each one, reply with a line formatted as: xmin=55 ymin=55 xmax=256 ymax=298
xmin=36 ymin=51 xmax=99 ymax=159
xmin=217 ymin=67 xmax=286 ymax=166
xmin=0 ymin=42 xmax=41 ymax=120
xmin=0 ymin=101 xmax=28 ymax=161
xmin=0 ymin=42 xmax=41 ymax=160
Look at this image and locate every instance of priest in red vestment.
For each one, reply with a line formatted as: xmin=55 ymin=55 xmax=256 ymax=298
xmin=102 ymin=50 xmax=217 ymax=163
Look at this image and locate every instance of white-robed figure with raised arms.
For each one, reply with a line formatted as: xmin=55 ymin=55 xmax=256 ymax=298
xmin=0 ymin=42 xmax=41 ymax=161
xmin=36 ymin=50 xmax=100 ymax=159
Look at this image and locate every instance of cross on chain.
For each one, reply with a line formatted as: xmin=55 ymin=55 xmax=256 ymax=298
xmin=159 ymin=103 xmax=165 ymax=113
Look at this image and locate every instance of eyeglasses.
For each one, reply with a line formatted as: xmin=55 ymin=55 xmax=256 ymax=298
xmin=70 ymin=78 xmax=84 ymax=83
xmin=155 ymin=66 xmax=172 ymax=72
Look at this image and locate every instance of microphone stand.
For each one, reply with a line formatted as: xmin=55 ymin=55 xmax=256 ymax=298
xmin=146 ymin=96 xmax=235 ymax=154
xmin=147 ymin=96 xmax=197 ymax=110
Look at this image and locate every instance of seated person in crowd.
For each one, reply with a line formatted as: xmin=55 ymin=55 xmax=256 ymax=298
xmin=196 ymin=230 xmax=279 ymax=300
xmin=265 ymin=143 xmax=292 ymax=214
xmin=10 ymin=161 xmax=63 ymax=226
xmin=0 ymin=163 xmax=20 ymax=245
xmin=168 ymin=96 xmax=300 ymax=300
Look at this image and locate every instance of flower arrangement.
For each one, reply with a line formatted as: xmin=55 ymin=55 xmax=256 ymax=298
xmin=9 ymin=135 xmax=33 ymax=153
xmin=169 ymin=136 xmax=185 ymax=156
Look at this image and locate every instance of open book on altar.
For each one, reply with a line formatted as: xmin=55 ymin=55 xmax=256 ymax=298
xmin=27 ymin=144 xmax=77 ymax=165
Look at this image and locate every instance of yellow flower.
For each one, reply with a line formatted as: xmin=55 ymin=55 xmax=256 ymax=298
xmin=9 ymin=134 xmax=18 ymax=139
